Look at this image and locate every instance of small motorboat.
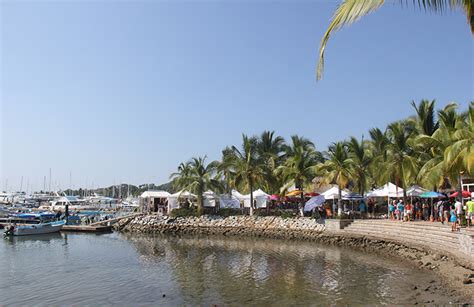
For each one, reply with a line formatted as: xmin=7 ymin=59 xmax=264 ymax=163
xmin=4 ymin=220 xmax=65 ymax=236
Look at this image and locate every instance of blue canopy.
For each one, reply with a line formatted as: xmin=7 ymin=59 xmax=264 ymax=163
xmin=419 ymin=191 xmax=446 ymax=198
xmin=14 ymin=213 xmax=55 ymax=219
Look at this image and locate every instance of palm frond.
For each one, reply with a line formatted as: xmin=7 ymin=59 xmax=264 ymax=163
xmin=317 ymin=0 xmax=473 ymax=81
xmin=317 ymin=0 xmax=384 ymax=80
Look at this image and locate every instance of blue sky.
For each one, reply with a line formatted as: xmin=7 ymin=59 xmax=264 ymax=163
xmin=1 ymin=1 xmax=473 ymax=192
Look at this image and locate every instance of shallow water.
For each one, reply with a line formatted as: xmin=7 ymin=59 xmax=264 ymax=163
xmin=0 ymin=232 xmax=458 ymax=305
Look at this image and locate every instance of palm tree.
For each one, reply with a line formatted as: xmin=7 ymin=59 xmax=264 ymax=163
xmin=347 ymin=136 xmax=372 ymax=195
xmin=284 ymin=135 xmax=315 ymax=156
xmin=228 ymin=135 xmax=265 ymax=216
xmin=315 ymin=142 xmax=353 ymax=216
xmin=446 ymin=102 xmax=474 ymax=176
xmin=411 ymin=99 xmax=439 ymax=136
xmin=257 ymin=131 xmax=286 ymax=193
xmin=381 ymin=121 xmax=419 ymax=201
xmin=317 ymin=0 xmax=473 ymax=80
xmin=417 ymin=103 xmax=469 ymax=189
xmin=217 ymin=147 xmax=237 ymax=195
xmin=368 ymin=127 xmax=389 ymax=186
xmin=170 ymin=156 xmax=221 ymax=216
xmin=276 ymin=137 xmax=322 ymax=208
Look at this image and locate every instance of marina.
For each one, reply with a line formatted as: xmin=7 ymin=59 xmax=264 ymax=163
xmin=2 ymin=0 xmax=473 ymax=305
xmin=0 ymin=193 xmax=139 ymax=235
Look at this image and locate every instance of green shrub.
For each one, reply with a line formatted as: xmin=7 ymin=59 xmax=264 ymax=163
xmin=279 ymin=210 xmax=296 ymax=219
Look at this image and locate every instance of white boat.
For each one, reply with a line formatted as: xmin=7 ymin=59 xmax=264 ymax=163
xmin=4 ymin=221 xmax=65 ymax=236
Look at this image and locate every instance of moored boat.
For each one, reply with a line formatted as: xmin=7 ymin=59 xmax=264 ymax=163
xmin=4 ymin=220 xmax=65 ymax=236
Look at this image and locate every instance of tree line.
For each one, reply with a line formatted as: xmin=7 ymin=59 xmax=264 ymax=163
xmin=171 ymin=100 xmax=473 ymax=215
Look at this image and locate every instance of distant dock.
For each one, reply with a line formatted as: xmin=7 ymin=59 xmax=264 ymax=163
xmin=62 ymin=224 xmax=113 ymax=233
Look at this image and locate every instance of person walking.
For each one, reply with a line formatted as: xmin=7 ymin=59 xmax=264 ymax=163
xmin=466 ymin=196 xmax=474 ymax=227
xmin=422 ymin=202 xmax=430 ymax=221
xmin=405 ymin=202 xmax=412 ymax=221
xmin=389 ymin=200 xmax=396 ymax=220
xmin=359 ymin=200 xmax=367 ymax=219
xmin=455 ymin=198 xmax=463 ymax=225
xmin=450 ymin=206 xmax=458 ymax=232
xmin=397 ymin=200 xmax=405 ymax=221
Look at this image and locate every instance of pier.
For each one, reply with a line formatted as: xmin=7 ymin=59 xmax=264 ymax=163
xmin=61 ymin=224 xmax=113 ymax=233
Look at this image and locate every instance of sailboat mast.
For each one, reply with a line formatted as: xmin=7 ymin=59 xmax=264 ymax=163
xmin=49 ymin=168 xmax=52 ymax=193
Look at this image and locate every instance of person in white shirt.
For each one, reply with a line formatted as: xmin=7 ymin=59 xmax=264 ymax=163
xmin=455 ymin=200 xmax=463 ymax=223
xmin=455 ymin=200 xmax=463 ymax=215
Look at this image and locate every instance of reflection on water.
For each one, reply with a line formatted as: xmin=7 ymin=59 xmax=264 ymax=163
xmin=0 ymin=232 xmax=453 ymax=305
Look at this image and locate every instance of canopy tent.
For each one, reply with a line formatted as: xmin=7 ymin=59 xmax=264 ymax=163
xmin=170 ymin=190 xmax=196 ymax=198
xmin=320 ymin=187 xmax=348 ymax=215
xmin=366 ymin=182 xmax=404 ymax=198
xmin=203 ymin=190 xmax=217 ymax=207
xmin=304 ymin=195 xmax=325 ymax=212
xmin=140 ymin=191 xmax=171 ymax=198
xmin=419 ymin=191 xmax=446 ymax=198
xmin=140 ymin=191 xmax=172 ymax=213
xmin=243 ymin=189 xmax=270 ymax=208
xmin=321 ymin=187 xmax=349 ymax=200
xmin=342 ymin=192 xmax=365 ymax=201
xmin=269 ymin=194 xmax=280 ymax=201
xmin=252 ymin=189 xmax=270 ymax=198
xmin=167 ymin=191 xmax=196 ymax=210
xmin=231 ymin=190 xmax=246 ymax=201
xmin=406 ymin=185 xmax=428 ymax=197
xmin=286 ymin=190 xmax=303 ymax=197
xmin=449 ymin=190 xmax=472 ymax=198
xmin=419 ymin=191 xmax=446 ymax=220
xmin=219 ymin=194 xmax=241 ymax=209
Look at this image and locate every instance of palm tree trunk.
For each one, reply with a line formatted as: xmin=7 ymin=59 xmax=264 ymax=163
xmin=337 ymin=185 xmax=342 ymax=216
xmin=197 ymin=185 xmax=204 ymax=216
xmin=403 ymin=188 xmax=407 ymax=204
xmin=249 ymin=179 xmax=254 ymax=216
xmin=458 ymin=173 xmax=463 ymax=205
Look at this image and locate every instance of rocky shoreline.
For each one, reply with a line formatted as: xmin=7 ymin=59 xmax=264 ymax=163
xmin=116 ymin=214 xmax=474 ymax=302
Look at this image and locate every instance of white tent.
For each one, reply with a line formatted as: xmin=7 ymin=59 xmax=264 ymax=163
xmin=406 ymin=185 xmax=427 ymax=197
xmin=140 ymin=191 xmax=171 ymax=198
xmin=170 ymin=190 xmax=196 ymax=198
xmin=219 ymin=194 xmax=241 ymax=209
xmin=168 ymin=191 xmax=196 ymax=211
xmin=366 ymin=182 xmax=404 ymax=198
xmin=243 ymin=189 xmax=269 ymax=208
xmin=321 ymin=187 xmax=349 ymax=200
xmin=140 ymin=191 xmax=172 ymax=213
xmin=203 ymin=190 xmax=217 ymax=207
xmin=232 ymin=190 xmax=246 ymax=200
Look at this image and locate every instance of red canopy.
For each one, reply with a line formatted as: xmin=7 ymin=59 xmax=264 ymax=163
xmin=449 ymin=190 xmax=471 ymax=198
xmin=304 ymin=192 xmax=320 ymax=197
xmin=270 ymin=194 xmax=280 ymax=200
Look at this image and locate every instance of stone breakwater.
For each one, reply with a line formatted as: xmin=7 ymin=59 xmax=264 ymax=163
xmin=116 ymin=215 xmax=326 ymax=239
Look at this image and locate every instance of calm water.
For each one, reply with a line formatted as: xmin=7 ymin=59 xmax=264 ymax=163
xmin=0 ymin=232 xmax=456 ymax=305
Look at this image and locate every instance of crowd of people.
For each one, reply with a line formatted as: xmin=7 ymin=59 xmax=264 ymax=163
xmin=380 ymin=196 xmax=474 ymax=232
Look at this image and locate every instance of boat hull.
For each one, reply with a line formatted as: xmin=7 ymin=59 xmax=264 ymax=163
xmin=10 ymin=221 xmax=65 ymax=236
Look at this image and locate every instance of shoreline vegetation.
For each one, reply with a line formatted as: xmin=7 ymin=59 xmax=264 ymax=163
xmin=144 ymin=100 xmax=474 ymax=300
xmin=116 ymin=214 xmax=474 ymax=302
xmin=170 ymin=100 xmax=473 ymax=217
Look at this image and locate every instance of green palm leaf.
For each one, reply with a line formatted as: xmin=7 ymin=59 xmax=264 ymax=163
xmin=317 ymin=0 xmax=473 ymax=80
